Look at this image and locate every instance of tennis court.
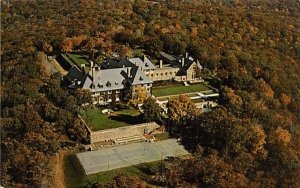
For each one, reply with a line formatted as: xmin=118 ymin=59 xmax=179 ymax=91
xmin=77 ymin=139 xmax=189 ymax=175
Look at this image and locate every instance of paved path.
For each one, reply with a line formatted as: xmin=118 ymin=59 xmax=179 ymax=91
xmin=77 ymin=139 xmax=189 ymax=175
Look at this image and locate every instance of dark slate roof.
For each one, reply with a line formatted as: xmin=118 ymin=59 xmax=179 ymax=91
xmin=79 ymin=66 xmax=153 ymax=92
xmin=101 ymin=58 xmax=133 ymax=69
xmin=65 ymin=66 xmax=83 ymax=82
xmin=81 ymin=67 xmax=128 ymax=92
xmin=159 ymin=51 xmax=176 ymax=62
xmin=102 ymin=56 xmax=156 ymax=71
xmin=129 ymin=66 xmax=153 ymax=85
xmin=159 ymin=51 xmax=203 ymax=75
xmin=129 ymin=56 xmax=156 ymax=70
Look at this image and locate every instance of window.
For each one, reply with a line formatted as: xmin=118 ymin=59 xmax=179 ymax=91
xmin=170 ymin=72 xmax=173 ymax=75
xmin=165 ymin=72 xmax=168 ymax=75
xmin=161 ymin=73 xmax=163 ymax=76
xmin=151 ymin=74 xmax=154 ymax=77
xmin=147 ymin=83 xmax=150 ymax=86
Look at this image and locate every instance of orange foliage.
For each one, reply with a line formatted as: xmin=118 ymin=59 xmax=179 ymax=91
xmin=270 ymin=127 xmax=291 ymax=146
xmin=71 ymin=35 xmax=87 ymax=47
xmin=225 ymin=87 xmax=243 ymax=105
xmin=257 ymin=79 xmax=274 ymax=98
xmin=60 ymin=38 xmax=73 ymax=52
xmin=280 ymin=93 xmax=291 ymax=105
xmin=250 ymin=125 xmax=267 ymax=156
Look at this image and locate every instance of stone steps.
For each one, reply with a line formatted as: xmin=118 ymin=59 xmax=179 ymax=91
xmin=113 ymin=135 xmax=145 ymax=144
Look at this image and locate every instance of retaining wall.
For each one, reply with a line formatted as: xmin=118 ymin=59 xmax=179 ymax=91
xmin=89 ymin=122 xmax=160 ymax=143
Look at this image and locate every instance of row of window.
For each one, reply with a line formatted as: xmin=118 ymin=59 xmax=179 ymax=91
xmin=148 ymin=71 xmax=177 ymax=77
xmin=134 ymin=87 xmax=151 ymax=93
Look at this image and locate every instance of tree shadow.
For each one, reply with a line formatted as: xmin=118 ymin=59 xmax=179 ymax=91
xmin=109 ymin=114 xmax=145 ymax=125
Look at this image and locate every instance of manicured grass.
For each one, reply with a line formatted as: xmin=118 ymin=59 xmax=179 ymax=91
xmin=67 ymin=53 xmax=89 ymax=65
xmin=80 ymin=108 xmax=128 ymax=131
xmin=191 ymin=98 xmax=205 ymax=103
xmin=154 ymin=133 xmax=170 ymax=141
xmin=64 ymin=153 xmax=161 ymax=188
xmin=188 ymin=93 xmax=200 ymax=97
xmin=152 ymin=83 xmax=210 ymax=97
xmin=80 ymin=107 xmax=142 ymax=131
xmin=116 ymin=108 xmax=140 ymax=116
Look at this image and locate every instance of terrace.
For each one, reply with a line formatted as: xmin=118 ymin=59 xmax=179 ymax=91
xmin=152 ymin=83 xmax=211 ymax=97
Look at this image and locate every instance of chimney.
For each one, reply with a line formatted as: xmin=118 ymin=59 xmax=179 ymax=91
xmin=143 ymin=55 xmax=146 ymax=62
xmin=186 ymin=52 xmax=188 ymax=58
xmin=182 ymin=58 xmax=185 ymax=67
xmin=159 ymin=60 xmax=163 ymax=68
xmin=81 ymin=64 xmax=85 ymax=74
xmin=127 ymin=67 xmax=131 ymax=77
xmin=92 ymin=67 xmax=95 ymax=82
xmin=90 ymin=61 xmax=94 ymax=68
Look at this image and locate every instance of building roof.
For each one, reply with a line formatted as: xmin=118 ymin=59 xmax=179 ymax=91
xmin=77 ymin=65 xmax=153 ymax=92
xmin=159 ymin=51 xmax=203 ymax=75
xmin=130 ymin=66 xmax=153 ymax=85
xmin=65 ymin=66 xmax=83 ymax=82
xmin=81 ymin=67 xmax=128 ymax=92
xmin=159 ymin=51 xmax=176 ymax=62
xmin=102 ymin=56 xmax=156 ymax=71
xmin=129 ymin=56 xmax=156 ymax=70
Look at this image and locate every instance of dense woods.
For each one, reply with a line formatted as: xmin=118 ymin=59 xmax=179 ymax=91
xmin=1 ymin=0 xmax=300 ymax=187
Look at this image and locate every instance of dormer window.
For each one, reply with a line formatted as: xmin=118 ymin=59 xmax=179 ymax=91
xmin=98 ymin=83 xmax=103 ymax=88
xmin=145 ymin=63 xmax=149 ymax=67
xmin=90 ymin=83 xmax=95 ymax=89
xmin=139 ymin=76 xmax=143 ymax=81
xmin=115 ymin=82 xmax=118 ymax=85
xmin=106 ymin=81 xmax=111 ymax=87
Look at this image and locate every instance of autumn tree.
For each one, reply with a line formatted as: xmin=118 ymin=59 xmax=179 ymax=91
xmin=167 ymin=95 xmax=197 ymax=125
xmin=60 ymin=38 xmax=73 ymax=52
xmin=142 ymin=97 xmax=163 ymax=122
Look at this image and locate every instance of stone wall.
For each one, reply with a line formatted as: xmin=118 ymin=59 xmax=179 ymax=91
xmin=89 ymin=122 xmax=160 ymax=143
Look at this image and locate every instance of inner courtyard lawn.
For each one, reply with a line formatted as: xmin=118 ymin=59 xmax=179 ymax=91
xmin=152 ymin=83 xmax=211 ymax=97
xmin=67 ymin=53 xmax=89 ymax=65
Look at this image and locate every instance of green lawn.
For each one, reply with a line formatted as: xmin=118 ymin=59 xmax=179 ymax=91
xmin=117 ymin=108 xmax=140 ymax=116
xmin=80 ymin=107 xmax=142 ymax=131
xmin=64 ymin=153 xmax=161 ymax=188
xmin=154 ymin=133 xmax=170 ymax=141
xmin=80 ymin=108 xmax=128 ymax=131
xmin=67 ymin=53 xmax=89 ymax=65
xmin=152 ymin=83 xmax=210 ymax=97
xmin=191 ymin=98 xmax=205 ymax=103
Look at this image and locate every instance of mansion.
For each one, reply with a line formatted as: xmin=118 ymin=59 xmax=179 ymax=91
xmin=64 ymin=52 xmax=203 ymax=104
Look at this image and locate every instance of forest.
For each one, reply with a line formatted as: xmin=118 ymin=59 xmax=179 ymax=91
xmin=1 ymin=0 xmax=300 ymax=187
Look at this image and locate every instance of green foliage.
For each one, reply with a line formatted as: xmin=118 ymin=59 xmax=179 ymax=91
xmin=142 ymin=97 xmax=163 ymax=122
